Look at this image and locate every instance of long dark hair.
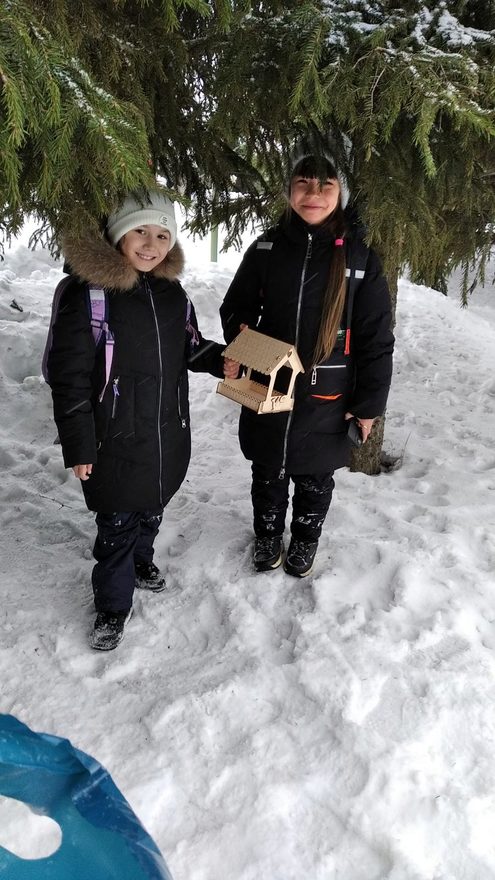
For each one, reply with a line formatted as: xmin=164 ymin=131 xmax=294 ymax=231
xmin=289 ymin=155 xmax=347 ymax=365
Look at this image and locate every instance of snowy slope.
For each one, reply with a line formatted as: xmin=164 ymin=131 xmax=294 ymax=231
xmin=0 ymin=230 xmax=495 ymax=880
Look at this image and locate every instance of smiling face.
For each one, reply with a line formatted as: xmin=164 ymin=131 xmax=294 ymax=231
xmin=289 ymin=175 xmax=341 ymax=226
xmin=119 ymin=224 xmax=171 ymax=272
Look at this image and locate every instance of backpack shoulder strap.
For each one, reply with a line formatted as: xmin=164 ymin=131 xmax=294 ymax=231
xmin=344 ymin=237 xmax=370 ymax=355
xmin=86 ymin=286 xmax=107 ymax=347
xmin=42 ymin=280 xmax=115 ymax=402
xmin=86 ymin=285 xmax=115 ymax=402
xmin=254 ymin=229 xmax=278 ymax=291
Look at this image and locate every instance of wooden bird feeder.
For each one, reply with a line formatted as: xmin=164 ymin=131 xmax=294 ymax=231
xmin=217 ymin=328 xmax=304 ymax=414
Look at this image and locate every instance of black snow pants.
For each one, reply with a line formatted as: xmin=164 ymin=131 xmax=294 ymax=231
xmin=92 ymin=509 xmax=163 ymax=614
xmin=251 ymin=463 xmax=335 ymax=543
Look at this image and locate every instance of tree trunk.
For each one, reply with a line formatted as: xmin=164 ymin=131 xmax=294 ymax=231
xmin=349 ymin=414 xmax=385 ymax=474
xmin=350 ymin=260 xmax=398 ymax=475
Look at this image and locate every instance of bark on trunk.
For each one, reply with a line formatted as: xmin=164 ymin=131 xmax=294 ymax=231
xmin=349 ymin=415 xmax=385 ymax=474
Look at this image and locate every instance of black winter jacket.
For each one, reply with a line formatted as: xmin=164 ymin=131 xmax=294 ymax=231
xmin=48 ymin=233 xmax=224 ymax=512
xmin=220 ymin=210 xmax=394 ymax=474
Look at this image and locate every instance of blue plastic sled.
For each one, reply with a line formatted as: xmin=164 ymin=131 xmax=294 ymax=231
xmin=0 ymin=714 xmax=173 ymax=880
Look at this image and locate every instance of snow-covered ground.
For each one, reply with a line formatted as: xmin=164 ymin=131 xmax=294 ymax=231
xmin=1 ymin=222 xmax=495 ymax=880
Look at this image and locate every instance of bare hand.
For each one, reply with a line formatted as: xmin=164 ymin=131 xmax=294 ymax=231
xmin=223 ymin=323 xmax=247 ymax=377
xmin=345 ymin=413 xmax=375 ymax=444
xmin=223 ymin=358 xmax=240 ymax=379
xmin=72 ymin=464 xmax=93 ymax=480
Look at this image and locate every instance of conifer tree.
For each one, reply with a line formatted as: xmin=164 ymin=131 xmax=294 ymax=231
xmin=207 ymin=0 xmax=495 ymax=301
xmin=201 ymin=0 xmax=495 ymax=472
xmin=0 ymin=0 xmax=236 ymax=250
xmin=0 ymin=0 xmax=155 ymax=248
xmin=2 ymin=0 xmax=494 ymax=474
xmin=3 ymin=0 xmax=493 ymax=285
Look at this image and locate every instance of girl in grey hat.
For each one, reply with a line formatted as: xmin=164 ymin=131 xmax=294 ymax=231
xmin=47 ymin=189 xmax=237 ymax=650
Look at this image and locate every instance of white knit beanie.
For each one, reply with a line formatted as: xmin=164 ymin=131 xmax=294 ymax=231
xmin=107 ymin=190 xmax=177 ymax=247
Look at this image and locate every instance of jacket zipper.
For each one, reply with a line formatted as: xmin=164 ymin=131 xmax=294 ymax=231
xmin=177 ymin=383 xmax=186 ymax=428
xmin=311 ymin=364 xmax=346 ymax=385
xmin=279 ymin=232 xmax=312 ymax=479
xmin=111 ymin=376 xmax=120 ymax=418
xmin=144 ymin=277 xmax=164 ymax=507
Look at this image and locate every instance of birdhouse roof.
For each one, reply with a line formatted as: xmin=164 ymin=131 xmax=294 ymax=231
xmin=223 ymin=329 xmax=303 ymax=375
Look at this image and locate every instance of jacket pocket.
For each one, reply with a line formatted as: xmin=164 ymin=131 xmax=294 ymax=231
xmin=177 ymin=372 xmax=189 ymax=428
xmin=107 ymin=374 xmax=135 ymax=441
xmin=310 ymin=364 xmax=349 ymax=402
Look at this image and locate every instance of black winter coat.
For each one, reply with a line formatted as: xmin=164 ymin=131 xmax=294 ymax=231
xmin=48 ymin=234 xmax=224 ymax=513
xmin=220 ymin=211 xmax=394 ymax=474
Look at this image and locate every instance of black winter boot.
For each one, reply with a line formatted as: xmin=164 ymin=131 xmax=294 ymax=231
xmin=284 ymin=538 xmax=318 ymax=578
xmin=253 ymin=536 xmax=284 ymax=572
xmin=135 ymin=560 xmax=166 ymax=592
xmin=89 ymin=609 xmax=133 ymax=651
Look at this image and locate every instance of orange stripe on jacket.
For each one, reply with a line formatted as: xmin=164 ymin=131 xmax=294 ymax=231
xmin=311 ymin=393 xmax=343 ymax=400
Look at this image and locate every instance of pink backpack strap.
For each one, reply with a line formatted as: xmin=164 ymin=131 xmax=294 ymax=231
xmin=86 ymin=286 xmax=115 ymax=402
xmin=43 ymin=281 xmax=114 ymax=401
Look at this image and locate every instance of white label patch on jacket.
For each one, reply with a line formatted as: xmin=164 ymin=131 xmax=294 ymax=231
xmin=257 ymin=242 xmax=274 ymax=250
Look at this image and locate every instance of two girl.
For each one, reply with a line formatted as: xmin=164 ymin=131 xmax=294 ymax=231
xmin=49 ymin=157 xmax=394 ymax=651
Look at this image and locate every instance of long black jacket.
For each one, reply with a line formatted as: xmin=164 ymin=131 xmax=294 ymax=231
xmin=48 ymin=234 xmax=224 ymax=513
xmin=220 ymin=210 xmax=394 ymax=474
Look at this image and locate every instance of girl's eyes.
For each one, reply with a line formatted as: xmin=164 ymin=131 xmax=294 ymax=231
xmin=134 ymin=228 xmax=169 ymax=240
xmin=295 ymin=178 xmax=336 ymax=187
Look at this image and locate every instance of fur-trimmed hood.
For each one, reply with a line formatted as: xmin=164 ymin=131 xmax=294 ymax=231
xmin=62 ymin=232 xmax=185 ymax=291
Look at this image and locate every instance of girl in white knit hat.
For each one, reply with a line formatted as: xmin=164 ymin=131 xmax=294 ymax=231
xmin=46 ymin=189 xmax=237 ymax=650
